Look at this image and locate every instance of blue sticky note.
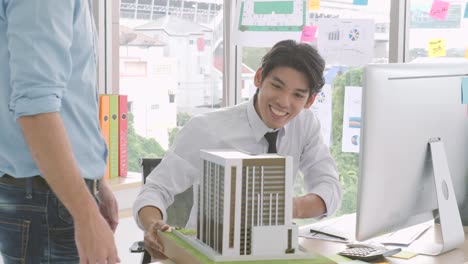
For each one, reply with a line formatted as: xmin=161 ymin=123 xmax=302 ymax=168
xmin=464 ymin=3 xmax=468 ymax=18
xmin=353 ymin=0 xmax=368 ymax=5
xmin=462 ymin=77 xmax=468 ymax=104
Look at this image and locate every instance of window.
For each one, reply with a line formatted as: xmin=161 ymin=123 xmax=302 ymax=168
xmin=239 ymin=0 xmax=392 ymax=223
xmin=407 ymin=0 xmax=468 ymax=62
xmin=122 ymin=61 xmax=147 ymax=77
xmin=119 ymin=0 xmax=224 ymax=172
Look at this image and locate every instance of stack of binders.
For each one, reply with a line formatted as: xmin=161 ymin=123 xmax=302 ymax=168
xmin=99 ymin=94 xmax=128 ymax=178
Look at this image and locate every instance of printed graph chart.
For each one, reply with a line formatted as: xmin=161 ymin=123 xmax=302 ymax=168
xmin=238 ymin=0 xmax=307 ymax=32
xmin=328 ymin=30 xmax=340 ymax=40
xmin=348 ymin=28 xmax=360 ymax=41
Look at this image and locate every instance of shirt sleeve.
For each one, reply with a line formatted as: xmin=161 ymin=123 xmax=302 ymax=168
xmin=299 ymin=113 xmax=343 ymax=216
xmin=133 ymin=117 xmax=208 ymax=230
xmin=5 ymin=0 xmax=74 ymax=119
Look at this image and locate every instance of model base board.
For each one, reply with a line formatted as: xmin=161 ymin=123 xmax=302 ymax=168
xmin=159 ymin=231 xmax=337 ymax=264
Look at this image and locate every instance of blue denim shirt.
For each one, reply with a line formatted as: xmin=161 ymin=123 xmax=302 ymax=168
xmin=0 ymin=0 xmax=107 ymax=179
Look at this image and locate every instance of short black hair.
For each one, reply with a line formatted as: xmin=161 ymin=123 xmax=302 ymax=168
xmin=260 ymin=40 xmax=325 ymax=95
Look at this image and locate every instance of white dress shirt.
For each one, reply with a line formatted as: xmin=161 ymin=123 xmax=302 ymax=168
xmin=133 ymin=97 xmax=342 ymax=229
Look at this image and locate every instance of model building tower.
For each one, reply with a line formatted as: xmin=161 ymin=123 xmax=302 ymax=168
xmin=192 ymin=150 xmax=300 ymax=261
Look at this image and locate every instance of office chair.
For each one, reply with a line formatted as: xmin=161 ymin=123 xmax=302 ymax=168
xmin=133 ymin=158 xmax=194 ymax=264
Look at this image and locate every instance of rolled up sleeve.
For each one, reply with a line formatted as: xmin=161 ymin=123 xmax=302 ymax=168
xmin=133 ymin=118 xmax=204 ymax=230
xmin=5 ymin=0 xmax=74 ymax=119
xmin=300 ymin=115 xmax=343 ymax=217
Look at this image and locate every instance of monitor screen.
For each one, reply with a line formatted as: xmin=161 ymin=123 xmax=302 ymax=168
xmin=356 ymin=62 xmax=468 ymax=242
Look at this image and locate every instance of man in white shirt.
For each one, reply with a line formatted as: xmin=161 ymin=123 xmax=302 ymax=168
xmin=134 ymin=39 xmax=342 ymax=259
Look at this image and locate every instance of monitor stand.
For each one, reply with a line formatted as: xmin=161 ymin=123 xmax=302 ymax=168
xmin=409 ymin=138 xmax=465 ymax=256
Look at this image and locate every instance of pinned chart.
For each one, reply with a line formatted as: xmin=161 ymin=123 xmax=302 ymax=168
xmin=317 ymin=18 xmax=375 ymax=66
xmin=429 ymin=0 xmax=450 ymax=21
xmin=238 ymin=0 xmax=306 ymax=32
xmin=341 ymin=86 xmax=362 ymax=153
xmin=428 ymin=38 xmax=446 ymax=57
xmin=234 ymin=0 xmax=307 ymax=46
xmin=464 ymin=3 xmax=468 ymax=18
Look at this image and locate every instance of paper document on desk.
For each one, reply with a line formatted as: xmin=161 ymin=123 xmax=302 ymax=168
xmin=299 ymin=213 xmax=432 ymax=246
xmin=298 ymin=213 xmax=355 ymax=243
xmin=370 ymin=220 xmax=433 ymax=246
xmin=299 ymin=228 xmax=350 ymax=243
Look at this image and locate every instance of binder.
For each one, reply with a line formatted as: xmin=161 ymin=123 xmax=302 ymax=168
xmin=99 ymin=95 xmax=110 ymax=179
xmin=118 ymin=95 xmax=128 ymax=177
xmin=109 ymin=95 xmax=119 ymax=178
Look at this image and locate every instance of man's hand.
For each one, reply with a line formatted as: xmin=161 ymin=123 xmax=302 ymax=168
xmin=293 ymin=193 xmax=326 ymax=218
xmin=144 ymin=220 xmax=171 ymax=260
xmin=17 ymin=113 xmax=120 ymax=263
xmin=98 ymin=180 xmax=119 ymax=232
xmin=75 ymin=210 xmax=120 ymax=264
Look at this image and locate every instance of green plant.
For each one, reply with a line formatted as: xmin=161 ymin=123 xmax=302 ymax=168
xmin=330 ymin=67 xmax=363 ymax=216
xmin=127 ymin=112 xmax=166 ymax=172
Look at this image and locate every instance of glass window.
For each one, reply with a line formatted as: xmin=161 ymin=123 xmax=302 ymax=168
xmin=408 ymin=0 xmax=468 ymax=62
xmin=119 ymin=0 xmax=224 ymax=173
xmin=239 ymin=0 xmax=391 ymax=222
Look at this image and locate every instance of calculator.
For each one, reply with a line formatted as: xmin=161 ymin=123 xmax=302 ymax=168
xmin=338 ymin=246 xmax=401 ymax=261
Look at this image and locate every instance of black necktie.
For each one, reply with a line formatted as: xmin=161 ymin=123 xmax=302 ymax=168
xmin=264 ymin=131 xmax=278 ymax=153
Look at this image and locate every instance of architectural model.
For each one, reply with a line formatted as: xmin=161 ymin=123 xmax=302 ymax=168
xmin=173 ymin=150 xmax=311 ymax=262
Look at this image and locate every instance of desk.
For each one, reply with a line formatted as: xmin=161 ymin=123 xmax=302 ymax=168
xmin=300 ymin=224 xmax=467 ymax=264
xmin=152 ymin=225 xmax=468 ymax=264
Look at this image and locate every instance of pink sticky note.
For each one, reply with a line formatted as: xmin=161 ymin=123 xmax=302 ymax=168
xmin=429 ymin=0 xmax=450 ymax=20
xmin=301 ymin=26 xmax=318 ymax=43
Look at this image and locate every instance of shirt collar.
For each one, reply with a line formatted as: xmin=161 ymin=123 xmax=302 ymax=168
xmin=247 ymin=96 xmax=281 ymax=142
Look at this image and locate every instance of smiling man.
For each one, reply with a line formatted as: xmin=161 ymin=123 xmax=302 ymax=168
xmin=134 ymin=39 xmax=342 ymax=259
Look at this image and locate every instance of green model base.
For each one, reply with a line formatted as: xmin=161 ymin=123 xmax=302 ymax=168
xmin=161 ymin=232 xmax=337 ymax=264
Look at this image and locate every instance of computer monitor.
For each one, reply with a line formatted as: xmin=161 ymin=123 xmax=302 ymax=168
xmin=356 ymin=62 xmax=468 ymax=255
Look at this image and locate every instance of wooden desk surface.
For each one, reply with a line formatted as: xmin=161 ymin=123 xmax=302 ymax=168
xmin=300 ymin=225 xmax=467 ymax=264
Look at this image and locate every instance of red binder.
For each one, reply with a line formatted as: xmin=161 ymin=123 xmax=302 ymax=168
xmin=118 ymin=95 xmax=128 ymax=177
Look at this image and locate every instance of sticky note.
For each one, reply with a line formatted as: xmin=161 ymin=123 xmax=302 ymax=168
xmin=301 ymin=26 xmax=318 ymax=42
xmin=429 ymin=0 xmax=450 ymax=20
xmin=428 ymin=38 xmax=446 ymax=57
xmin=309 ymin=0 xmax=320 ymax=10
xmin=462 ymin=77 xmax=468 ymax=104
xmin=465 ymin=48 xmax=468 ymax=60
xmin=464 ymin=3 xmax=468 ymax=18
xmin=353 ymin=0 xmax=368 ymax=5
xmin=390 ymin=251 xmax=418 ymax=259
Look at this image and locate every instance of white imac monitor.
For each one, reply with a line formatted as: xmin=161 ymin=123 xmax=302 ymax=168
xmin=357 ymin=62 xmax=468 ymax=255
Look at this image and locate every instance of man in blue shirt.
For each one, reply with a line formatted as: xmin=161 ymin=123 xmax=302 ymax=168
xmin=0 ymin=1 xmax=119 ymax=263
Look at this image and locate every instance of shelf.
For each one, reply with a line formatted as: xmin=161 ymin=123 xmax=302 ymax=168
xmin=106 ymin=171 xmax=142 ymax=192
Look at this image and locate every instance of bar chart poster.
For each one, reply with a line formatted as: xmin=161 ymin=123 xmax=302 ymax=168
xmin=234 ymin=0 xmax=307 ymax=46
xmin=317 ymin=18 xmax=375 ymax=66
xmin=341 ymin=86 xmax=362 ymax=153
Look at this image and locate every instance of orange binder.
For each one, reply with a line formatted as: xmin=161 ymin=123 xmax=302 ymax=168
xmin=99 ymin=95 xmax=110 ymax=179
xmin=118 ymin=95 xmax=128 ymax=177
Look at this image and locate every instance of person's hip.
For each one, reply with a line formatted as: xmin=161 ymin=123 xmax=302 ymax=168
xmin=0 ymin=174 xmax=98 ymax=195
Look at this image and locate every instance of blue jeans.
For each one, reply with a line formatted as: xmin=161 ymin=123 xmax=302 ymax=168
xmin=0 ymin=181 xmax=80 ymax=264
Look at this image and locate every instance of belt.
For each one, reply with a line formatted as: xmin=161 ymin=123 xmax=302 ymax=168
xmin=0 ymin=174 xmax=99 ymax=195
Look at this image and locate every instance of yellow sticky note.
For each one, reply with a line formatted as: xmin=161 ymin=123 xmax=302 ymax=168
xmin=428 ymin=38 xmax=446 ymax=57
xmin=465 ymin=48 xmax=468 ymax=60
xmin=309 ymin=0 xmax=320 ymax=10
xmin=390 ymin=251 xmax=418 ymax=259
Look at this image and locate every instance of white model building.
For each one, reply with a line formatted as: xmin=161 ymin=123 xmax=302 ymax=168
xmin=174 ymin=150 xmax=310 ymax=262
